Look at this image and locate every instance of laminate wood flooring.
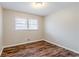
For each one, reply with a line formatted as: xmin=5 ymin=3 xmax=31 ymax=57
xmin=1 ymin=40 xmax=79 ymax=57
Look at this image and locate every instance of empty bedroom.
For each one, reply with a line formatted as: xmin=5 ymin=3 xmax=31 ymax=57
xmin=0 ymin=2 xmax=79 ymax=57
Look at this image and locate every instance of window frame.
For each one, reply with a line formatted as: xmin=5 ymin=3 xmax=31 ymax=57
xmin=15 ymin=18 xmax=38 ymax=31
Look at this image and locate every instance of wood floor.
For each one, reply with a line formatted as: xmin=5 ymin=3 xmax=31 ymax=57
xmin=1 ymin=40 xmax=79 ymax=57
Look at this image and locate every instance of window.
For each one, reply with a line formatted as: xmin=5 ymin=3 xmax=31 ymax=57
xmin=15 ymin=18 xmax=27 ymax=30
xmin=28 ymin=19 xmax=38 ymax=30
xmin=15 ymin=18 xmax=38 ymax=30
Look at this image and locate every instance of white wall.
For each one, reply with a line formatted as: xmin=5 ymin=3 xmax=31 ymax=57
xmin=0 ymin=6 xmax=3 ymax=54
xmin=45 ymin=6 xmax=79 ymax=52
xmin=3 ymin=9 xmax=44 ymax=47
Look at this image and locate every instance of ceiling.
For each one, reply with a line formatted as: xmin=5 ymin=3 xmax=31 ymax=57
xmin=0 ymin=2 xmax=79 ymax=16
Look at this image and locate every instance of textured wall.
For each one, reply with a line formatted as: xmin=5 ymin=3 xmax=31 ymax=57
xmin=45 ymin=6 xmax=79 ymax=52
xmin=3 ymin=9 xmax=44 ymax=47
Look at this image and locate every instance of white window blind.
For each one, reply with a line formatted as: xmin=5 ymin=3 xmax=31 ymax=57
xmin=15 ymin=18 xmax=38 ymax=30
xmin=28 ymin=19 xmax=38 ymax=30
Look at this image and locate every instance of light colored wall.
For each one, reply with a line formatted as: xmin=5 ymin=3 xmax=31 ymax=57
xmin=3 ymin=9 xmax=44 ymax=47
xmin=0 ymin=6 xmax=3 ymax=54
xmin=45 ymin=6 xmax=79 ymax=52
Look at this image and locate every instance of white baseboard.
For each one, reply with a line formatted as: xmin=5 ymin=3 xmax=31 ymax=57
xmin=44 ymin=39 xmax=79 ymax=54
xmin=3 ymin=39 xmax=44 ymax=48
xmin=0 ymin=47 xmax=3 ymax=56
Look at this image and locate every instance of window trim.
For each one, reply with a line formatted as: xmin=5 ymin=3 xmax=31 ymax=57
xmin=15 ymin=18 xmax=38 ymax=31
